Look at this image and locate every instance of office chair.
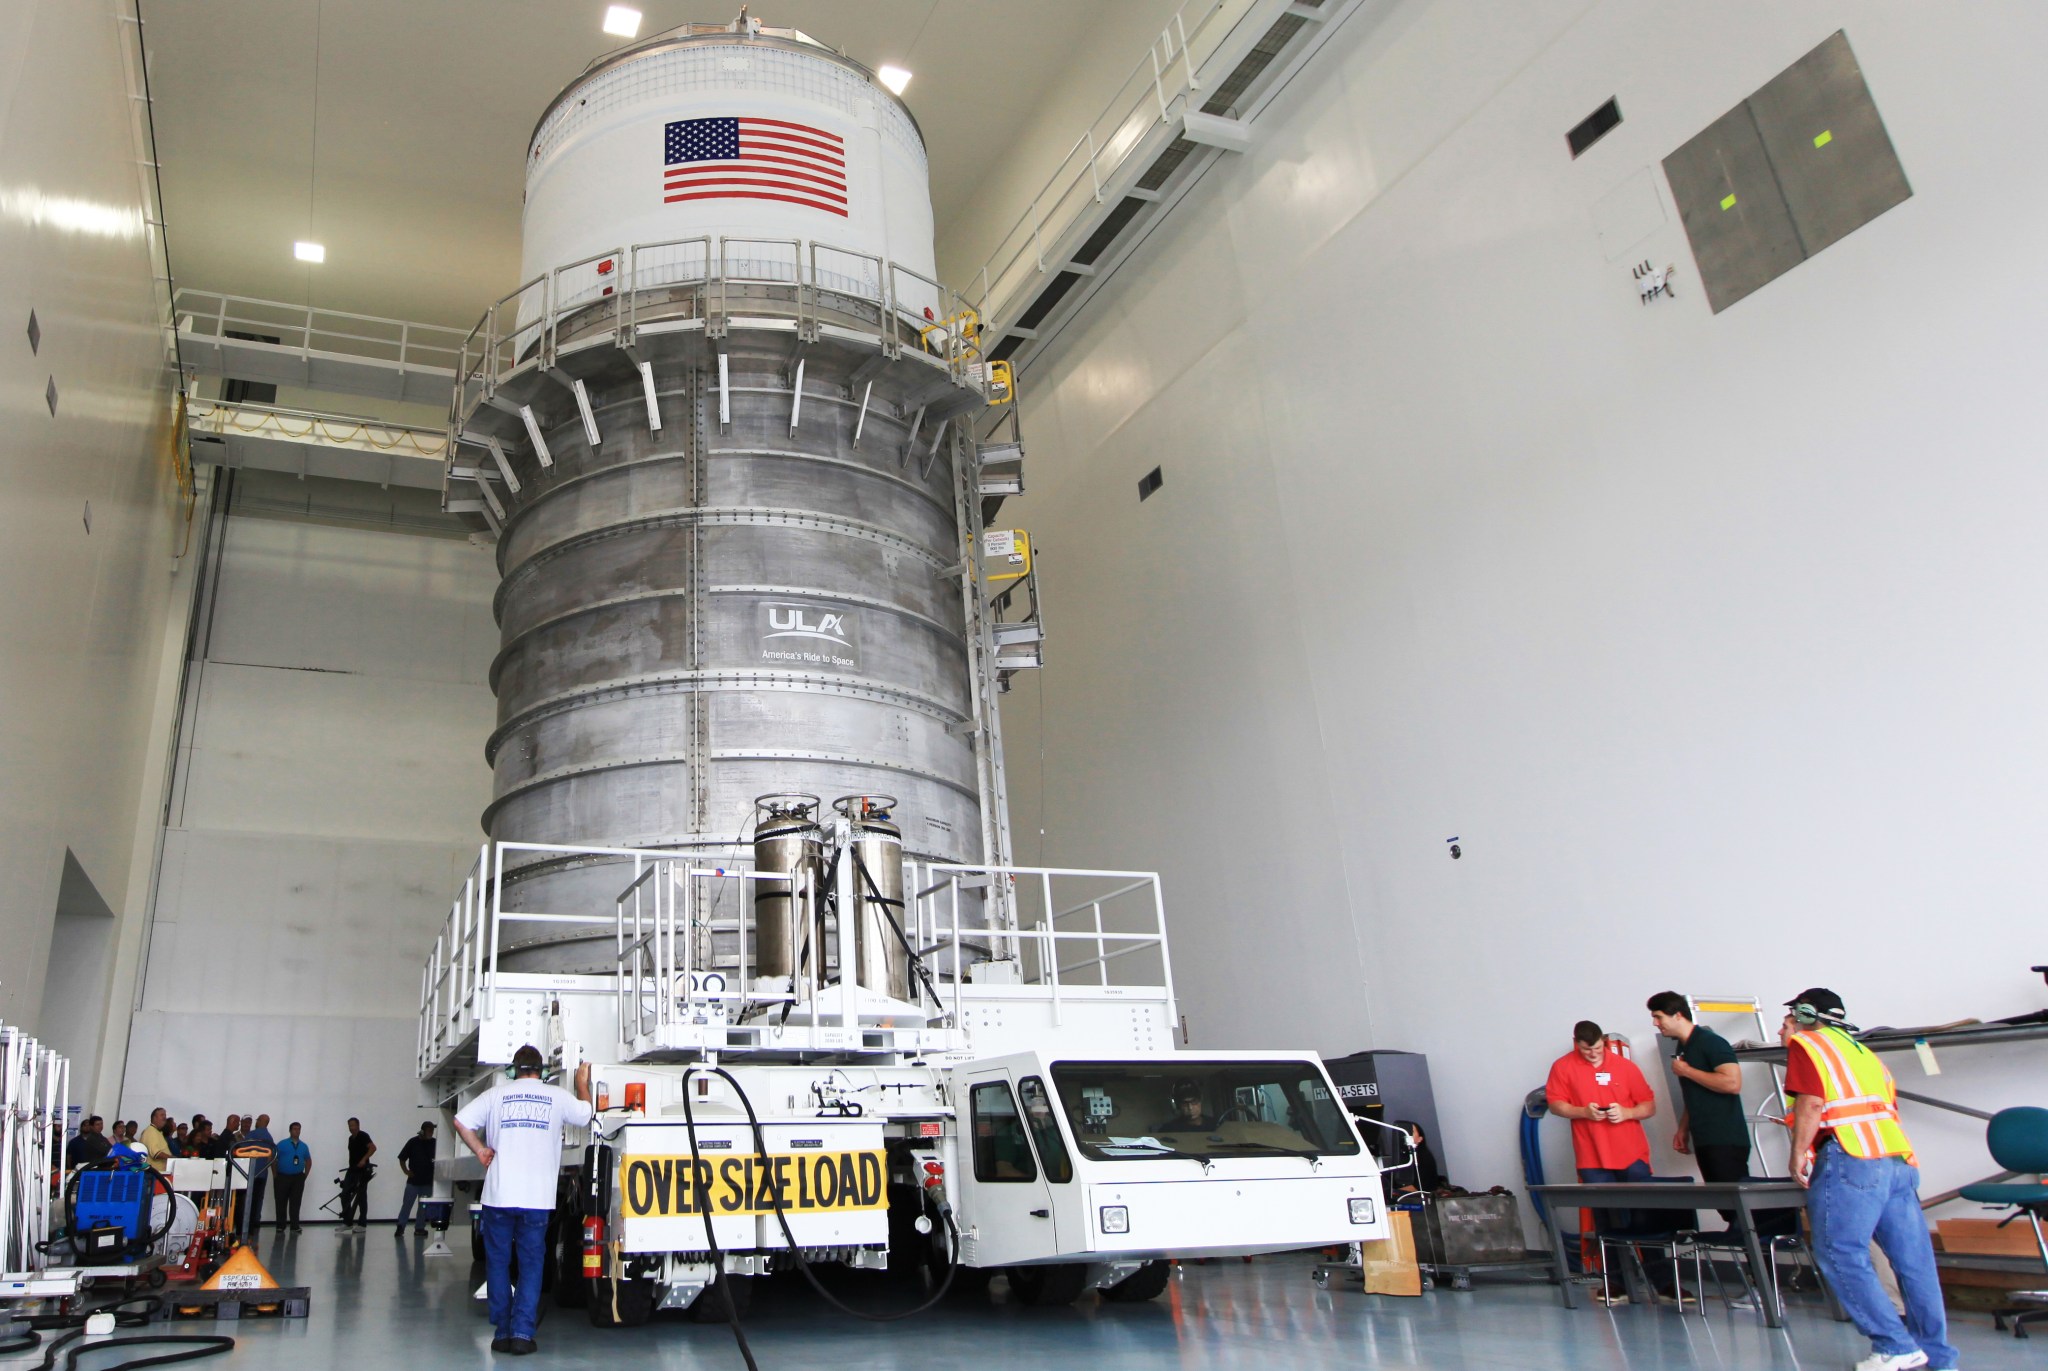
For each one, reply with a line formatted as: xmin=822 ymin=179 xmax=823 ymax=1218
xmin=1958 ymin=1105 xmax=2048 ymax=1339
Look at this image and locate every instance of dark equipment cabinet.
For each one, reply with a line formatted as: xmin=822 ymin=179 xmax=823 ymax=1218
xmin=1323 ymin=1050 xmax=1444 ymax=1166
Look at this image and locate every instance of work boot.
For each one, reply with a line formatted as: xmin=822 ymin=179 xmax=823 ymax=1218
xmin=506 ymin=1338 xmax=537 ymax=1355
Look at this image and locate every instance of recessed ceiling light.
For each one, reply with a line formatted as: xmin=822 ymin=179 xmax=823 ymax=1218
xmin=877 ymin=65 xmax=912 ymax=96
xmin=602 ymin=5 xmax=641 ymax=37
xmin=293 ymin=241 xmax=325 ymax=263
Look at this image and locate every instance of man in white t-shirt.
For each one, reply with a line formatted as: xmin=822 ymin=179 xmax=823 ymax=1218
xmin=453 ymin=1044 xmax=593 ymax=1356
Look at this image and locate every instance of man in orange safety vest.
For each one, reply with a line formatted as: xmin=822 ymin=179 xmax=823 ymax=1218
xmin=1783 ymin=988 xmax=1958 ymax=1371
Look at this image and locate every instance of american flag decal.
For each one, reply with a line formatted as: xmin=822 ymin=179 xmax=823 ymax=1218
xmin=663 ymin=117 xmax=848 ymax=217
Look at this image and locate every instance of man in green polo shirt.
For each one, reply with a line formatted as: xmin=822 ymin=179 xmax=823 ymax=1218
xmin=1647 ymin=992 xmax=1751 ymax=1205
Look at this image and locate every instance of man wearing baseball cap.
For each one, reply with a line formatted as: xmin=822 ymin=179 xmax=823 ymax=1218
xmin=1782 ymin=989 xmax=1958 ymax=1371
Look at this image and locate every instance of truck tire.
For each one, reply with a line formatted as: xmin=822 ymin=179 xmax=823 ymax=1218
xmin=944 ymin=1265 xmax=994 ymax=1300
xmin=1007 ymin=1262 xmax=1092 ymax=1307
xmin=585 ymin=1276 xmax=656 ymax=1327
xmin=554 ymin=1218 xmax=589 ymax=1308
xmin=1104 ymin=1261 xmax=1173 ymax=1302
xmin=685 ymin=1274 xmax=754 ymax=1323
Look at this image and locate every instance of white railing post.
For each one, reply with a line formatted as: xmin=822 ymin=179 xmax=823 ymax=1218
xmin=1179 ymin=11 xmax=1199 ymax=91
xmin=1153 ymin=876 xmax=1176 ymax=1021
xmin=486 ymin=843 xmax=505 ymax=1019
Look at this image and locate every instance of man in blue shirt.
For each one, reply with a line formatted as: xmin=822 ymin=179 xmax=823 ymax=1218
xmin=272 ymin=1122 xmax=311 ymax=1232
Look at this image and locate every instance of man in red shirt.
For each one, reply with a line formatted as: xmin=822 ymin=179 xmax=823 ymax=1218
xmin=1546 ymin=1020 xmax=1670 ymax=1303
xmin=1545 ymin=1019 xmax=1658 ymax=1179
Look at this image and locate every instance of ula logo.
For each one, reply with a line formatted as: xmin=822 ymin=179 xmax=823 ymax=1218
xmin=764 ymin=606 xmax=850 ymax=645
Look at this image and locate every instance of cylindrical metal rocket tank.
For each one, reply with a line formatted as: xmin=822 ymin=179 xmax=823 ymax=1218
xmin=474 ymin=18 xmax=991 ymax=975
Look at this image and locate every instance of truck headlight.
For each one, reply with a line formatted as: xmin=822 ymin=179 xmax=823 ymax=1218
xmin=1099 ymin=1205 xmax=1130 ymax=1235
xmin=1348 ymin=1197 xmax=1376 ymax=1225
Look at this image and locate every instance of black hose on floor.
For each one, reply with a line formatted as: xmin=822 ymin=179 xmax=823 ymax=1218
xmin=29 ymin=1325 xmax=234 ymax=1371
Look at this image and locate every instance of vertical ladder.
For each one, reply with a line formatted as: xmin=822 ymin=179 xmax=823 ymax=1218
xmin=1684 ymin=994 xmax=1790 ymax=1178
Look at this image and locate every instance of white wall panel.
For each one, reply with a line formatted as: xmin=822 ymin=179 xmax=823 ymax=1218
xmin=0 ymin=0 xmax=188 ymax=1033
xmin=204 ymin=515 xmax=496 ymax=685
xmin=999 ymin=0 xmax=2048 ymax=1215
xmin=176 ymin=666 xmax=491 ymax=843
xmin=122 ymin=505 xmax=496 ymax=1210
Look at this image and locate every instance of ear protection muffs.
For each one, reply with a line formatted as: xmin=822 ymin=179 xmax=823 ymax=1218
xmin=1791 ymin=1001 xmax=1859 ymax=1032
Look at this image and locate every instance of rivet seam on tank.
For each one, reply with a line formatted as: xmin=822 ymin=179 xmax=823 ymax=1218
xmin=492 ymin=585 xmax=964 ymax=676
xmin=496 ymin=506 xmax=950 ymax=593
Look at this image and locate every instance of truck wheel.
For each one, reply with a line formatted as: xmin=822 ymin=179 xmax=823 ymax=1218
xmin=554 ymin=1221 xmax=589 ymax=1308
xmin=537 ymin=1210 xmax=561 ymax=1293
xmin=686 ymin=1274 xmax=753 ymax=1323
xmin=585 ymin=1276 xmax=655 ymax=1327
xmin=1103 ymin=1261 xmax=1172 ymax=1302
xmin=944 ymin=1264 xmax=994 ymax=1300
xmin=1007 ymin=1263 xmax=1092 ymax=1307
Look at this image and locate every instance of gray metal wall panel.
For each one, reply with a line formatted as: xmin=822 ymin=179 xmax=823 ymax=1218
xmin=1748 ymin=31 xmax=1912 ymax=257
xmin=1663 ymin=104 xmax=1805 ymax=314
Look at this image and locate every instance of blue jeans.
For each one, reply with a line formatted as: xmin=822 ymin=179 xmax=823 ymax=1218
xmin=1808 ymin=1144 xmax=1957 ymax=1368
xmin=1578 ymin=1159 xmax=1654 ymax=1233
xmin=1578 ymin=1160 xmax=1676 ymax=1291
xmin=396 ymin=1183 xmax=429 ymax=1230
xmin=479 ymin=1206 xmax=550 ymax=1341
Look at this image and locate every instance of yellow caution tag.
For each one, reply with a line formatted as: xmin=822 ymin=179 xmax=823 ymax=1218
xmin=619 ymin=1151 xmax=886 ymax=1218
xmin=983 ymin=529 xmax=1031 ymax=583
xmin=1813 ymin=130 xmax=1833 ymax=148
xmin=1720 ymin=193 xmax=1738 ymax=211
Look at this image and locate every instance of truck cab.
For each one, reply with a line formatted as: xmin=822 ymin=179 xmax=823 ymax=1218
xmin=947 ymin=1050 xmax=1387 ymax=1301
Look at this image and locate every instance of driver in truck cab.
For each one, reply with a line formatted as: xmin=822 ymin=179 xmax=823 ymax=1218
xmin=1154 ymin=1083 xmax=1218 ymax=1133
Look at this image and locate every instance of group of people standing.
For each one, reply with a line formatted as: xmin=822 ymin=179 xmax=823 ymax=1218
xmin=1544 ymin=988 xmax=1957 ymax=1371
xmin=65 ymin=1108 xmax=422 ymax=1236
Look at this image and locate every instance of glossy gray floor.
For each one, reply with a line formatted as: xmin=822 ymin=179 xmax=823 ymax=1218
xmin=13 ymin=1227 xmax=2038 ymax=1370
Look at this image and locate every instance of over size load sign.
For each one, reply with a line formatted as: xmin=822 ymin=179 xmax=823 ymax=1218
xmin=620 ymin=1150 xmax=886 ymax=1218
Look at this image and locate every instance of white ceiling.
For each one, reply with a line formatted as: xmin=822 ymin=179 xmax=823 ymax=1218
xmin=146 ymin=0 xmax=1115 ymax=329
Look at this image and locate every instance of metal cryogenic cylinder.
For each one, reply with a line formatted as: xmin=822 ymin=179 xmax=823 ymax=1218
xmin=478 ymin=17 xmax=989 ymax=976
xmin=837 ymin=795 xmax=910 ymax=1001
xmin=750 ymin=795 xmax=823 ymax=989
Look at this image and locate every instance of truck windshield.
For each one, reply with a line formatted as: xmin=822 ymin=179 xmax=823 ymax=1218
xmin=1050 ymin=1061 xmax=1362 ymax=1161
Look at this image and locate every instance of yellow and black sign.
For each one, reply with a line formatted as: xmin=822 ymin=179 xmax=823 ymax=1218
xmin=620 ymin=1151 xmax=886 ymax=1218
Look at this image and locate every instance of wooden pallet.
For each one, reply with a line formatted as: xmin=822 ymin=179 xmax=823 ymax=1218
xmin=164 ymin=1286 xmax=311 ymax=1320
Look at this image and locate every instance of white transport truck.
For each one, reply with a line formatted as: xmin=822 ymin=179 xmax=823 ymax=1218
xmin=415 ymin=838 xmax=1389 ymax=1322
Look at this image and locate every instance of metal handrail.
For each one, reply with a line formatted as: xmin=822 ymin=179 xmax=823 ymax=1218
xmin=547 ymin=245 xmax=626 ymax=363
xmin=415 ymin=842 xmax=1176 ymax=1077
xmin=187 ymin=398 xmax=449 ymax=458
xmin=174 ymin=288 xmax=468 ymax=371
xmin=443 ymin=234 xmax=991 ymax=471
xmin=961 ymin=0 xmax=1276 ymax=334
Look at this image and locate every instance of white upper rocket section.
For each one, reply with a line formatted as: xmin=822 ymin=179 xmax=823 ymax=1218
xmin=521 ymin=35 xmax=936 ymax=296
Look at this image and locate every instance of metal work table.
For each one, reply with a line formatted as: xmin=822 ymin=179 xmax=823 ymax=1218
xmin=1530 ymin=1180 xmax=1808 ymax=1327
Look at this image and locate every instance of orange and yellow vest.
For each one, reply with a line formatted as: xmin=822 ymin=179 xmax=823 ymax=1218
xmin=1788 ymin=1025 xmax=1916 ymax=1165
